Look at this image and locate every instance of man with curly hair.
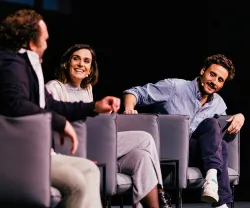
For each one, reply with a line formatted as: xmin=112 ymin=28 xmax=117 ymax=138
xmin=123 ymin=54 xmax=245 ymax=208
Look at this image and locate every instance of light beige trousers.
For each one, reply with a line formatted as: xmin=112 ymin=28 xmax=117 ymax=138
xmin=51 ymin=154 xmax=102 ymax=208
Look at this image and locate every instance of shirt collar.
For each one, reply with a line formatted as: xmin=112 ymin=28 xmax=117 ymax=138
xmin=192 ymin=77 xmax=214 ymax=102
xmin=18 ymin=48 xmax=39 ymax=61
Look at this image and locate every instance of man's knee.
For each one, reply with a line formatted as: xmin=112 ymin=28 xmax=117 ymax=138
xmin=198 ymin=118 xmax=221 ymax=133
xmin=52 ymin=164 xmax=87 ymax=192
xmin=90 ymin=162 xmax=101 ymax=178
xmin=203 ymin=117 xmax=220 ymax=127
xmin=82 ymin=159 xmax=101 ymax=181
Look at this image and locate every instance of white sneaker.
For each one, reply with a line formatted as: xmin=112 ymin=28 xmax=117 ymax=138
xmin=201 ymin=179 xmax=219 ymax=203
xmin=214 ymin=204 xmax=228 ymax=208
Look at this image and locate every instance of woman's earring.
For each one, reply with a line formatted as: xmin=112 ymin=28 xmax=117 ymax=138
xmin=63 ymin=63 xmax=67 ymax=70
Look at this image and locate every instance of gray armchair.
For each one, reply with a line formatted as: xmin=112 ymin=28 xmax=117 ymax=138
xmin=86 ymin=113 xmax=117 ymax=207
xmin=158 ymin=114 xmax=190 ymax=208
xmin=52 ymin=114 xmax=118 ymax=208
xmin=116 ymin=113 xmax=160 ymax=199
xmin=0 ymin=113 xmax=52 ymax=208
xmin=185 ymin=115 xmax=240 ymax=208
xmin=51 ymin=119 xmax=88 ymax=207
xmin=158 ymin=114 xmax=240 ymax=208
xmin=86 ymin=113 xmax=161 ymax=208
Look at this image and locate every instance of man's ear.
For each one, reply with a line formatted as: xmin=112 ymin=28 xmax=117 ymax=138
xmin=29 ymin=40 xmax=36 ymax=51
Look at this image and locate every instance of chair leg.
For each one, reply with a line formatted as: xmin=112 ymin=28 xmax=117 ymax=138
xmin=102 ymin=192 xmax=107 ymax=208
xmin=230 ymin=185 xmax=235 ymax=208
xmin=120 ymin=195 xmax=124 ymax=208
xmin=106 ymin=195 xmax=112 ymax=208
xmin=176 ymin=188 xmax=182 ymax=208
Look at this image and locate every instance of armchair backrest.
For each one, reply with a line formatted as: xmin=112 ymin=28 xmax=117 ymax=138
xmin=158 ymin=114 xmax=190 ymax=189
xmin=53 ymin=120 xmax=87 ymax=158
xmin=117 ymin=114 xmax=160 ymax=156
xmin=0 ymin=113 xmax=52 ymax=208
xmin=86 ymin=114 xmax=117 ymax=195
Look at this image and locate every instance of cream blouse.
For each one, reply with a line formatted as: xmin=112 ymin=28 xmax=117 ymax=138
xmin=45 ymin=80 xmax=93 ymax=103
xmin=45 ymin=80 xmax=93 ymax=155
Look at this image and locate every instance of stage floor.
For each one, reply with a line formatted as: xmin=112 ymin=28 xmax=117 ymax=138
xmin=112 ymin=201 xmax=250 ymax=208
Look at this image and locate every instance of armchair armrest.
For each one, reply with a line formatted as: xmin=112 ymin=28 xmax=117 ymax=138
xmin=218 ymin=115 xmax=240 ymax=185
xmin=0 ymin=113 xmax=51 ymax=207
xmin=86 ymin=114 xmax=117 ymax=195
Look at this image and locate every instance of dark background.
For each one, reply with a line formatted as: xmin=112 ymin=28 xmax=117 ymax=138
xmin=1 ymin=0 xmax=249 ymax=202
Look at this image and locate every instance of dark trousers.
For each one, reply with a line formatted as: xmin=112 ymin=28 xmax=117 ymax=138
xmin=189 ymin=118 xmax=232 ymax=206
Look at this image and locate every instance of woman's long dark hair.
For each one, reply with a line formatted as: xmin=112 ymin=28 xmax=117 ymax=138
xmin=56 ymin=44 xmax=99 ymax=88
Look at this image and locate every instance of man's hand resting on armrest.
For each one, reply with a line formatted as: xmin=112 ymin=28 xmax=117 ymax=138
xmin=59 ymin=120 xmax=78 ymax=155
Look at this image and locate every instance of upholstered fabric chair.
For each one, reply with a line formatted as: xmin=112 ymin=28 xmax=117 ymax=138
xmin=86 ymin=114 xmax=117 ymax=207
xmin=185 ymin=115 xmax=240 ymax=208
xmin=86 ymin=113 xmax=161 ymax=208
xmin=51 ymin=119 xmax=88 ymax=207
xmin=158 ymin=114 xmax=190 ymax=208
xmin=158 ymin=115 xmax=240 ymax=208
xmin=0 ymin=113 xmax=52 ymax=208
xmin=53 ymin=114 xmax=118 ymax=207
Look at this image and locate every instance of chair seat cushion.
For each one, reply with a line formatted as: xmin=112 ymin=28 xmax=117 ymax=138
xmin=187 ymin=167 xmax=239 ymax=188
xmin=116 ymin=173 xmax=132 ymax=194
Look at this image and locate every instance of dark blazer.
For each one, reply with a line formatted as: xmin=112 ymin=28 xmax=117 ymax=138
xmin=0 ymin=47 xmax=97 ymax=132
